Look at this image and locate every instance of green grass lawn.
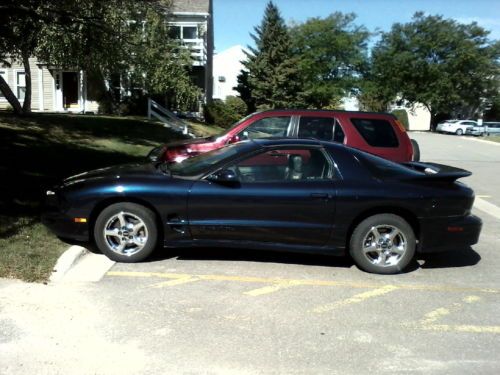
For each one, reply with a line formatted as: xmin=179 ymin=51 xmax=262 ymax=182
xmin=0 ymin=112 xmax=197 ymax=282
xmin=482 ymin=135 xmax=500 ymax=143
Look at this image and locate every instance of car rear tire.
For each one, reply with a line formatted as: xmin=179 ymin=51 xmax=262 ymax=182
xmin=94 ymin=202 xmax=158 ymax=262
xmin=349 ymin=214 xmax=416 ymax=275
xmin=410 ymin=139 xmax=420 ymax=161
xmin=456 ymin=129 xmax=463 ymax=136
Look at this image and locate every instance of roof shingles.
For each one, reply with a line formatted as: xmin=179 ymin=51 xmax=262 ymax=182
xmin=171 ymin=0 xmax=210 ymax=13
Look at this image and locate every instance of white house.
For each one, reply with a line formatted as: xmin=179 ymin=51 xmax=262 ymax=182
xmin=213 ymin=45 xmax=247 ymax=101
xmin=390 ymin=102 xmax=431 ymax=131
xmin=0 ymin=0 xmax=214 ymax=113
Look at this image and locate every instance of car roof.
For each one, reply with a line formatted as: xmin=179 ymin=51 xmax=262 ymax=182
xmin=252 ymin=138 xmax=324 ymax=147
xmin=254 ymin=108 xmax=397 ymax=118
xmin=251 ymin=137 xmax=352 ymax=152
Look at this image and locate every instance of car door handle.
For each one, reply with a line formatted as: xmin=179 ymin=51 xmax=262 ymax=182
xmin=310 ymin=193 xmax=330 ymax=199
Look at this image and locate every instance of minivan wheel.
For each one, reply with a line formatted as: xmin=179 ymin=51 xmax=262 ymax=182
xmin=350 ymin=214 xmax=416 ymax=274
xmin=94 ymin=202 xmax=158 ymax=262
xmin=456 ymin=129 xmax=463 ymax=136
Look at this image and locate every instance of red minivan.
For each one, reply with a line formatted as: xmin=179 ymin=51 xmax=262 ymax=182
xmin=150 ymin=110 xmax=418 ymax=163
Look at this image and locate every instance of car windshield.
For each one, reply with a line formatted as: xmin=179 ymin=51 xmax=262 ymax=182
xmin=225 ymin=113 xmax=256 ymax=133
xmin=167 ymin=142 xmax=253 ymax=177
xmin=202 ymin=113 xmax=256 ymax=141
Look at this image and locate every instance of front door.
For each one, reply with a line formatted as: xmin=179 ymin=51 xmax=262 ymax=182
xmin=62 ymin=72 xmax=79 ymax=109
xmin=187 ymin=146 xmax=337 ymax=247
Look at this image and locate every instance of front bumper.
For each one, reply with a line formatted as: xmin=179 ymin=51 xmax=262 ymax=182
xmin=41 ymin=191 xmax=90 ymax=242
xmin=418 ymin=214 xmax=482 ymax=253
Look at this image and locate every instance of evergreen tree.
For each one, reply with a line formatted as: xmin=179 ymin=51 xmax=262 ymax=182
xmin=236 ymin=1 xmax=304 ymax=110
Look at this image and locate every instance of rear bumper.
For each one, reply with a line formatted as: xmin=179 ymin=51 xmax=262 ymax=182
xmin=418 ymin=214 xmax=482 ymax=253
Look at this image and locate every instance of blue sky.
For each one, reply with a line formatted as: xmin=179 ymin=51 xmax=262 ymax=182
xmin=213 ymin=0 xmax=500 ymax=52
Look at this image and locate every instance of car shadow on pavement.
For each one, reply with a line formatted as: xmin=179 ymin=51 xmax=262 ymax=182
xmin=149 ymin=247 xmax=355 ymax=269
xmin=416 ymin=247 xmax=481 ymax=269
xmin=76 ymin=243 xmax=480 ymax=272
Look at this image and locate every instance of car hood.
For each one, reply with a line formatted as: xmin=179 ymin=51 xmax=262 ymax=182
xmin=167 ymin=136 xmax=216 ymax=148
xmin=63 ymin=163 xmax=163 ymax=186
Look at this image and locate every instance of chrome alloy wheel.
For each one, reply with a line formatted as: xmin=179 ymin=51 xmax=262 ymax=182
xmin=362 ymin=225 xmax=407 ymax=267
xmin=103 ymin=211 xmax=148 ymax=256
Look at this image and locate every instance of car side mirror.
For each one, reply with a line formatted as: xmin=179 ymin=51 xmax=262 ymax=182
xmin=207 ymin=169 xmax=239 ymax=184
xmin=147 ymin=145 xmax=165 ymax=162
xmin=228 ymin=135 xmax=240 ymax=144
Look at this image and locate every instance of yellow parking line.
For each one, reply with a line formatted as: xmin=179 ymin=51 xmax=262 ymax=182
xmin=311 ymin=285 xmax=399 ymax=313
xmin=244 ymin=280 xmax=301 ymax=296
xmin=106 ymin=271 xmax=500 ymax=294
xmin=421 ymin=324 xmax=500 ymax=334
xmin=420 ymin=307 xmax=452 ymax=324
xmin=408 ymin=295 xmax=500 ymax=334
xmin=150 ymin=277 xmax=199 ymax=288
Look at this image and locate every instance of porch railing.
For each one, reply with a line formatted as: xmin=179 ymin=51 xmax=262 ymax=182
xmin=147 ymin=98 xmax=189 ymax=135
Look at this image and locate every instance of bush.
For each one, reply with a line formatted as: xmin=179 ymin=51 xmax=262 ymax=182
xmin=204 ymin=96 xmax=247 ymax=128
xmin=391 ymin=109 xmax=410 ymax=130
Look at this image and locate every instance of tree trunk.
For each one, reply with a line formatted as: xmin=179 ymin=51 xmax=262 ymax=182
xmin=0 ymin=75 xmax=23 ymax=114
xmin=21 ymin=51 xmax=32 ymax=114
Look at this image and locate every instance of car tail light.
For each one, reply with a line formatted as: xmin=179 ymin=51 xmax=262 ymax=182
xmin=394 ymin=120 xmax=407 ymax=133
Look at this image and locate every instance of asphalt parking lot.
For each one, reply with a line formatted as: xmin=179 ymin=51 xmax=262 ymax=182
xmin=1 ymin=132 xmax=500 ymax=374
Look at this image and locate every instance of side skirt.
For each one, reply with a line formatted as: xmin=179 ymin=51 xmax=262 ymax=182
xmin=163 ymin=239 xmax=345 ymax=257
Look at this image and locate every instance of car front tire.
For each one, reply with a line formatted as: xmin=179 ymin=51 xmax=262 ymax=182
xmin=349 ymin=214 xmax=416 ymax=274
xmin=94 ymin=202 xmax=158 ymax=262
xmin=456 ymin=129 xmax=463 ymax=136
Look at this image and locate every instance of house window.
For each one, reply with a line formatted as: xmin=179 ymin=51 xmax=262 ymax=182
xmin=169 ymin=26 xmax=181 ymax=39
xmin=0 ymin=70 xmax=7 ymax=100
xmin=169 ymin=25 xmax=198 ymax=40
xmin=183 ymin=26 xmax=197 ymax=39
xmin=218 ymin=76 xmax=226 ymax=82
xmin=16 ymin=71 xmax=26 ymax=100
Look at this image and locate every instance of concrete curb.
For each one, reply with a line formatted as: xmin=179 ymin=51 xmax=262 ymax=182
xmin=412 ymin=131 xmax=500 ymax=147
xmin=49 ymin=245 xmax=88 ymax=283
xmin=50 ymin=246 xmax=116 ymax=283
xmin=458 ymin=136 xmax=500 ymax=147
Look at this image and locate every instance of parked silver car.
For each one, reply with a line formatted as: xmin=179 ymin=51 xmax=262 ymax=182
xmin=484 ymin=122 xmax=500 ymax=136
xmin=466 ymin=124 xmax=488 ymax=136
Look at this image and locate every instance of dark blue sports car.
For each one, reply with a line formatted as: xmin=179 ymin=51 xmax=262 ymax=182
xmin=42 ymin=138 xmax=482 ymax=274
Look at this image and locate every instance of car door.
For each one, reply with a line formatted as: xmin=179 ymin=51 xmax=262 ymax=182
xmin=187 ymin=146 xmax=337 ymax=247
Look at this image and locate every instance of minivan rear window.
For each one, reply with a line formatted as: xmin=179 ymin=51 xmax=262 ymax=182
xmin=351 ymin=118 xmax=399 ymax=148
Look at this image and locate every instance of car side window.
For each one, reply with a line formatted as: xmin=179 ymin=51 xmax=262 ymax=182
xmin=298 ymin=117 xmax=335 ymax=141
xmin=227 ymin=148 xmax=334 ymax=183
xmin=238 ymin=116 xmax=291 ymax=140
xmin=333 ymin=120 xmax=345 ymax=143
xmin=351 ymin=118 xmax=399 ymax=148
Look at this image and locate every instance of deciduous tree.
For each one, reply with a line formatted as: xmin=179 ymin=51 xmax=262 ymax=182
xmin=371 ymin=13 xmax=500 ymax=124
xmin=290 ymin=13 xmax=370 ymax=109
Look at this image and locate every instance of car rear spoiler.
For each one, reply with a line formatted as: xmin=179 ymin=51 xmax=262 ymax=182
xmin=401 ymin=161 xmax=472 ymax=182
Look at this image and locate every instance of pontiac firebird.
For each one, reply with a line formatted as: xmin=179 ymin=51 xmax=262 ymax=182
xmin=42 ymin=138 xmax=481 ymax=274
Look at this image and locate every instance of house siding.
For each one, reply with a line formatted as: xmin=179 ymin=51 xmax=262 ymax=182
xmin=0 ymin=57 xmax=44 ymax=110
xmin=42 ymin=67 xmax=54 ymax=111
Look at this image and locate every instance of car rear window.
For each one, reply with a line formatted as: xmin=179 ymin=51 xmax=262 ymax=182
xmin=354 ymin=150 xmax=422 ymax=179
xmin=351 ymin=118 xmax=399 ymax=148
